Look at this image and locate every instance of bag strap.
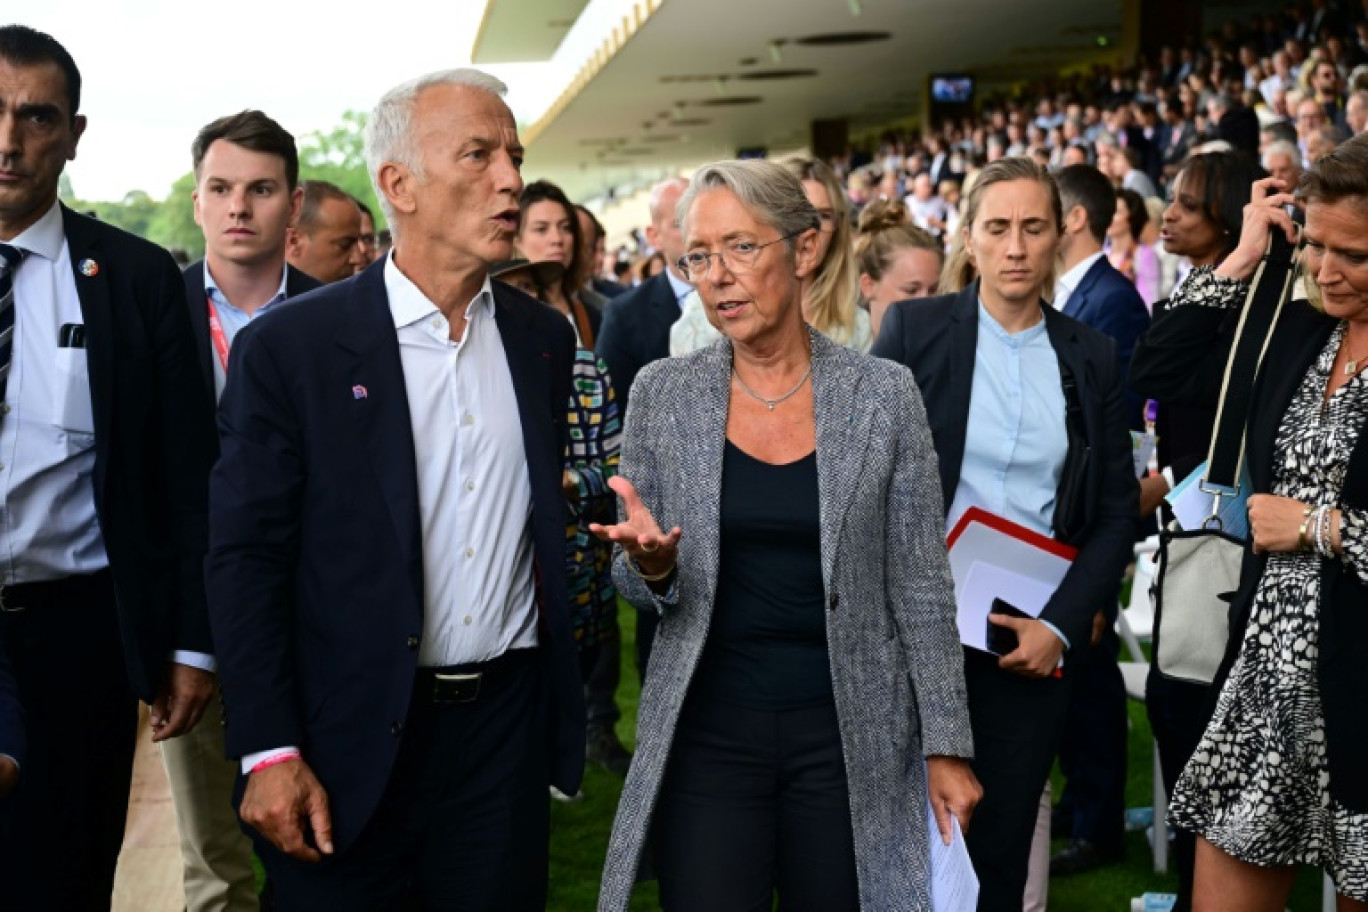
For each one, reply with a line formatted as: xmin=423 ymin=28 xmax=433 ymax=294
xmin=1203 ymin=228 xmax=1300 ymax=498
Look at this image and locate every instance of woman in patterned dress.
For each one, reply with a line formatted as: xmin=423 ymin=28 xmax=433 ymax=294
xmin=1129 ymin=137 xmax=1368 ymax=911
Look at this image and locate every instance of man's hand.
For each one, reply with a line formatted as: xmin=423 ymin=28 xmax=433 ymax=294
xmin=149 ymin=663 xmax=214 ymax=742
xmin=0 ymin=756 xmax=18 ymax=797
xmin=240 ymin=758 xmax=334 ymax=861
xmin=1090 ymin=609 xmax=1107 ymax=647
xmin=993 ymin=616 xmax=1066 ymax=678
xmin=927 ymin=756 xmax=983 ymax=845
xmin=1139 ymin=472 xmax=1170 ymax=516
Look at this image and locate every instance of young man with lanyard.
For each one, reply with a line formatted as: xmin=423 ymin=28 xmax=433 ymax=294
xmin=166 ymin=110 xmax=320 ymax=912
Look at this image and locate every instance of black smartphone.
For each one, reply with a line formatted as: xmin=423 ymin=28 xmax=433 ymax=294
xmin=58 ymin=323 xmax=86 ymax=349
xmin=986 ymin=597 xmax=1032 ymax=655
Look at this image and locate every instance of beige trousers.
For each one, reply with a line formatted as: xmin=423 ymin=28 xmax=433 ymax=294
xmin=1023 ymin=780 xmax=1051 ymax=912
xmin=159 ymin=684 xmax=258 ymax=912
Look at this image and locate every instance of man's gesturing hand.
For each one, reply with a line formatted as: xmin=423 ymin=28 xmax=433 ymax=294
xmin=240 ymin=758 xmax=334 ymax=862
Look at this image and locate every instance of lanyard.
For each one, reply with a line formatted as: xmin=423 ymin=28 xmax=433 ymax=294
xmin=206 ymin=295 xmax=231 ymax=374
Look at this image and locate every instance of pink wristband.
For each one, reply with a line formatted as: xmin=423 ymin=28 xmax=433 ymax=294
xmin=250 ymin=751 xmax=301 ymax=774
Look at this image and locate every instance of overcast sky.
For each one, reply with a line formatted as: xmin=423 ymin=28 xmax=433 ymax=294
xmin=20 ymin=1 xmax=563 ymax=201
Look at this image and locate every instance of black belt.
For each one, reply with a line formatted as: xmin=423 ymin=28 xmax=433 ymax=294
xmin=0 ymin=568 xmax=113 ymax=613
xmin=413 ymin=648 xmax=538 ymax=704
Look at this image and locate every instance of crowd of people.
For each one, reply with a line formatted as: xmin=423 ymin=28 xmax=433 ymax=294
xmin=0 ymin=3 xmax=1367 ymax=912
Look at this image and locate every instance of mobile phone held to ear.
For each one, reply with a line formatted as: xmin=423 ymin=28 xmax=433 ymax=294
xmin=986 ymin=598 xmax=1032 ymax=656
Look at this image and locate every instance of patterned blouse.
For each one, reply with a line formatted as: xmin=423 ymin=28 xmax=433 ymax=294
xmin=564 ymin=349 xmax=622 ymax=650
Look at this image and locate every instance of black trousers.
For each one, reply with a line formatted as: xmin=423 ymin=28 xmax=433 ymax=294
xmin=1145 ymin=664 xmax=1214 ymax=912
xmin=1055 ymin=624 xmax=1129 ymax=850
xmin=962 ymin=649 xmax=1073 ymax=912
xmin=583 ymin=619 xmax=620 ymax=727
xmin=634 ymin=606 xmax=658 ymax=683
xmin=0 ymin=569 xmax=138 ymax=912
xmin=654 ymin=696 xmax=859 ymax=912
xmin=259 ymin=651 xmax=550 ymax=912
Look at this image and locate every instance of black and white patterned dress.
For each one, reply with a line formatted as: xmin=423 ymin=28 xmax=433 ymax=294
xmin=1168 ymin=270 xmax=1368 ymax=898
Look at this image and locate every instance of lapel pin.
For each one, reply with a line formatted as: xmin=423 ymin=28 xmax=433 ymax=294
xmin=78 ymin=258 xmax=99 ymax=277
xmin=352 ymin=384 xmax=368 ymax=400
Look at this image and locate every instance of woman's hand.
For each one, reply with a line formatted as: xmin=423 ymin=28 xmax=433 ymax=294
xmin=926 ymin=756 xmax=983 ymax=845
xmin=1248 ymin=494 xmax=1308 ymax=555
xmin=1215 ymin=177 xmax=1299 ymax=283
xmin=588 ymin=476 xmax=682 ymax=577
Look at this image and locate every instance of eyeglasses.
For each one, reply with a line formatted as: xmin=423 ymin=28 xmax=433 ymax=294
xmin=675 ymin=233 xmax=800 ymax=281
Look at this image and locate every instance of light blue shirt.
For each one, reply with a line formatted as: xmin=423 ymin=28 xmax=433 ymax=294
xmin=947 ymin=301 xmax=1071 ymax=647
xmin=204 ymin=263 xmax=290 ymax=400
xmin=664 ymin=265 xmax=694 ymax=308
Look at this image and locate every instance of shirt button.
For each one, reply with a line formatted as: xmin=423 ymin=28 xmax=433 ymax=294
xmin=406 ymin=635 xmax=419 ymax=649
xmin=0 ymin=403 xmax=9 ymax=415
xmin=465 ymin=547 xmax=474 ymax=558
xmin=463 ymin=414 xmax=475 ymax=426
xmin=391 ymin=721 xmax=403 ymax=736
xmin=465 ymin=479 xmax=475 ymax=492
xmin=464 ymin=616 xmax=473 ymax=626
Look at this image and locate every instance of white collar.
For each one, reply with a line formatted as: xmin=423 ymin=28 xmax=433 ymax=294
xmin=1056 ymin=250 xmax=1105 ymax=297
xmin=385 ymin=250 xmax=494 ymax=329
xmin=7 ymin=199 xmax=65 ymax=261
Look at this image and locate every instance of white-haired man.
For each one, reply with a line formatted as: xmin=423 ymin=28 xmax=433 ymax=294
xmin=205 ymin=68 xmax=584 ymax=909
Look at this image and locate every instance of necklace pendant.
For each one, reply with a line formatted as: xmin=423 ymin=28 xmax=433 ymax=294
xmin=1347 ymin=359 xmax=1359 ymax=376
xmin=767 ymin=401 xmax=775 ymax=411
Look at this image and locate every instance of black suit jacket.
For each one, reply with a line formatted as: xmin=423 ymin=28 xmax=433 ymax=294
xmin=1131 ymin=296 xmax=1368 ymax=812
xmin=206 ymin=260 xmax=586 ymax=853
xmin=594 ymin=271 xmax=681 ymax=414
xmin=1061 ymin=256 xmax=1152 ymax=428
xmin=182 ymin=260 xmax=321 ymax=397
xmin=60 ymin=206 xmax=218 ymax=702
xmin=871 ymin=284 xmax=1139 ymax=647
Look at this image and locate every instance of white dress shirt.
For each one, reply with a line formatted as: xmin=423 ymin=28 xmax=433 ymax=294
xmin=0 ymin=200 xmax=107 ymax=585
xmin=386 ymin=254 xmax=538 ymax=667
xmin=1052 ymin=251 xmax=1104 ymax=312
xmin=242 ymin=256 xmax=540 ymax=773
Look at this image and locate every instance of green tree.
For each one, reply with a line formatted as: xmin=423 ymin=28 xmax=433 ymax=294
xmin=147 ymin=172 xmax=203 ymax=259
xmin=297 ymin=110 xmax=385 ymax=229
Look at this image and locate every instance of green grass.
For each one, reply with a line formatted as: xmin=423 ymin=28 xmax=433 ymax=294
xmin=549 ymin=604 xmax=1332 ymax=911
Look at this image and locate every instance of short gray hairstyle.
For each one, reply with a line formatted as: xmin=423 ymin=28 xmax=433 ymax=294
xmin=676 ymin=160 xmax=820 ymax=255
xmin=1262 ymin=139 xmax=1301 ymax=169
xmin=364 ymin=68 xmax=509 ymax=225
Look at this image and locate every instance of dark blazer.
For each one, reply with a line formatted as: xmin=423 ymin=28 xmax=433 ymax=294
xmin=594 ymin=271 xmax=681 ymax=414
xmin=206 ymin=260 xmax=586 ymax=854
xmin=1062 ymin=255 xmax=1152 ymax=428
xmin=871 ymin=284 xmax=1139 ymax=648
xmin=0 ymin=626 xmax=22 ymax=771
xmin=61 ymin=206 xmax=218 ymax=702
xmin=182 ymin=260 xmax=321 ymax=397
xmin=1131 ymin=296 xmax=1368 ymax=813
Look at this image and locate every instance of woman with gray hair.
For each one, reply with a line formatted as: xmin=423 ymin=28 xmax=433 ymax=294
xmin=592 ymin=159 xmax=980 ymax=911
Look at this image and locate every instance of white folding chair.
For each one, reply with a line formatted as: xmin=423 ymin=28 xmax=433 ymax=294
xmin=1117 ymin=536 xmax=1168 ymax=874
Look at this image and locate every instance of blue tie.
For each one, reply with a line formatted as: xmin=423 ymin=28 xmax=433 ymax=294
xmin=0 ymin=244 xmax=23 ymax=408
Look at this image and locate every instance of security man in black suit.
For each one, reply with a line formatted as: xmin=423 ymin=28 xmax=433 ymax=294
xmin=0 ymin=25 xmax=218 ymax=910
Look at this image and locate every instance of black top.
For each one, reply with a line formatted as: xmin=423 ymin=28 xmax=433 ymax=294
xmin=692 ymin=440 xmax=831 ymax=711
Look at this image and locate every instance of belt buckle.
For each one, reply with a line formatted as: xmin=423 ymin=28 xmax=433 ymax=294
xmin=433 ymin=671 xmax=482 ymax=703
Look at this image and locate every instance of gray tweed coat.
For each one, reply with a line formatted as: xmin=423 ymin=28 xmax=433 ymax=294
xmin=598 ymin=329 xmax=973 ymax=911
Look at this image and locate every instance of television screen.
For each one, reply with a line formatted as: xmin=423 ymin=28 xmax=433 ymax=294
xmin=930 ymin=75 xmax=974 ymax=104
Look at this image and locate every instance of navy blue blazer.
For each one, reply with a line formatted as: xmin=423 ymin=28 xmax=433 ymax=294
xmin=0 ymin=626 xmax=22 ymax=772
xmin=182 ymin=259 xmax=321 ymax=398
xmin=871 ymin=283 xmax=1139 ymax=647
xmin=206 ymin=259 xmax=586 ymax=853
xmin=595 ymin=270 xmax=680 ymax=414
xmin=1061 ymin=255 xmax=1151 ymax=428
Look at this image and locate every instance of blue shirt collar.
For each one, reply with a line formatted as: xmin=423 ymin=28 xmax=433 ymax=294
xmin=977 ymin=298 xmax=1049 ymax=346
xmin=203 ymin=260 xmax=291 ymax=315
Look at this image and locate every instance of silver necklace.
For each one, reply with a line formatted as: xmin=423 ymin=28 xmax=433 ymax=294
xmin=732 ymin=364 xmax=812 ymax=411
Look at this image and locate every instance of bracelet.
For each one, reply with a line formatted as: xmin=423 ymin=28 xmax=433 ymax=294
xmin=627 ymin=555 xmax=676 ymax=582
xmin=250 ymin=751 xmax=301 ymax=774
xmin=1314 ymin=505 xmax=1333 ymax=558
xmin=1298 ymin=506 xmax=1314 ymax=551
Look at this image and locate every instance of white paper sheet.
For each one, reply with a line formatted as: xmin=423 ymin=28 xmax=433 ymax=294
xmin=927 ymin=801 xmax=979 ymax=912
xmin=955 ymin=561 xmax=1059 ymax=654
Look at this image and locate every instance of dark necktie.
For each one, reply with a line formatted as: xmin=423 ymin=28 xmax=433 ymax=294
xmin=0 ymin=244 xmax=25 ymax=409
